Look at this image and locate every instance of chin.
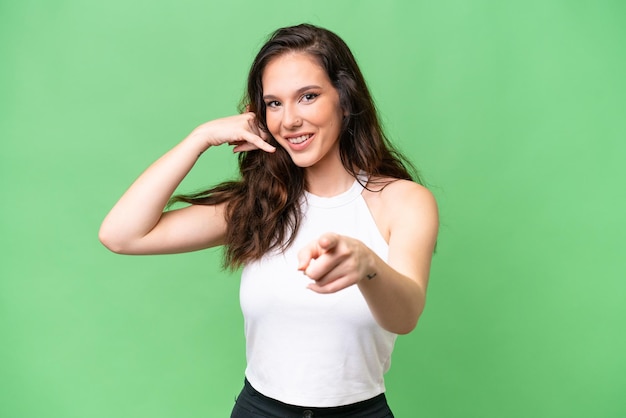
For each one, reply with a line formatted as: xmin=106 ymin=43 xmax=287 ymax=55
xmin=290 ymin=159 xmax=316 ymax=169
xmin=283 ymin=152 xmax=316 ymax=168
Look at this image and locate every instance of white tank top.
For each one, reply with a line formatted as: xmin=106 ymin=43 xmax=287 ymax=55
xmin=239 ymin=176 xmax=396 ymax=407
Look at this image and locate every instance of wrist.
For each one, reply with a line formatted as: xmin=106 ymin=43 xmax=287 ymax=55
xmin=182 ymin=130 xmax=213 ymax=156
xmin=358 ymin=250 xmax=378 ymax=284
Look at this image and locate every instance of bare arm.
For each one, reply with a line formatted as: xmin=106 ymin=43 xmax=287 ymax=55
xmin=297 ymin=181 xmax=438 ymax=334
xmin=99 ymin=113 xmax=275 ymax=255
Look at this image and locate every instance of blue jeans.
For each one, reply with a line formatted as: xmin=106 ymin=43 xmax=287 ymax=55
xmin=231 ymin=379 xmax=394 ymax=418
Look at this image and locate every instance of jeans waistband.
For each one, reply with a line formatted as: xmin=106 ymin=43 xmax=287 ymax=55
xmin=232 ymin=378 xmax=393 ymax=418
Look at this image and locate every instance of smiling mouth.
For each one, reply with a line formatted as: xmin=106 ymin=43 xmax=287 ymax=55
xmin=287 ymin=134 xmax=313 ymax=144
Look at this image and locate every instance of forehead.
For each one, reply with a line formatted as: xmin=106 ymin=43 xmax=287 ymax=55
xmin=261 ymin=52 xmax=331 ymax=94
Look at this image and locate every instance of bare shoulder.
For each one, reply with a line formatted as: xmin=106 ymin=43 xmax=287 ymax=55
xmin=363 ymin=177 xmax=438 ymax=242
xmin=364 ymin=176 xmax=436 ymax=210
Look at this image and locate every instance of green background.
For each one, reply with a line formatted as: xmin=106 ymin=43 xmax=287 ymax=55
xmin=2 ymin=1 xmax=625 ymax=417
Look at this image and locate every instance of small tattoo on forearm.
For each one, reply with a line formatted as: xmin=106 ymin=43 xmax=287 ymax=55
xmin=366 ymin=272 xmax=377 ymax=280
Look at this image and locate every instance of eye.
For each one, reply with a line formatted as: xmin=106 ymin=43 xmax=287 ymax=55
xmin=301 ymin=93 xmax=319 ymax=103
xmin=265 ymin=100 xmax=281 ymax=108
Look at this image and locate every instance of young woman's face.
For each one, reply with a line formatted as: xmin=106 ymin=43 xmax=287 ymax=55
xmin=262 ymin=52 xmax=344 ymax=169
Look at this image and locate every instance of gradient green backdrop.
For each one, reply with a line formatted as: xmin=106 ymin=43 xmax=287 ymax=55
xmin=2 ymin=1 xmax=625 ymax=417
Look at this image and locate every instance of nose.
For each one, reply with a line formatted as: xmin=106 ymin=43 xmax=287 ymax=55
xmin=282 ymin=104 xmax=302 ymax=129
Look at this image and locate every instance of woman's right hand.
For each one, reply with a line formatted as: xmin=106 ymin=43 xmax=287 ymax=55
xmin=99 ymin=111 xmax=274 ymax=255
xmin=187 ymin=112 xmax=276 ymax=153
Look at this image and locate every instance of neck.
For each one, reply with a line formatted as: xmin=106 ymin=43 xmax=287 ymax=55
xmin=304 ymin=163 xmax=355 ymax=197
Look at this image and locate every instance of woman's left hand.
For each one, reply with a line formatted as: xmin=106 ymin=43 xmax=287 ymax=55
xmin=297 ymin=233 xmax=375 ymax=293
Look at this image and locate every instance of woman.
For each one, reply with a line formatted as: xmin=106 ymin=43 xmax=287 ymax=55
xmin=100 ymin=23 xmax=438 ymax=417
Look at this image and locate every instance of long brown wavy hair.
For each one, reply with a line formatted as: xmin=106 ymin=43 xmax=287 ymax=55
xmin=172 ymin=23 xmax=422 ymax=269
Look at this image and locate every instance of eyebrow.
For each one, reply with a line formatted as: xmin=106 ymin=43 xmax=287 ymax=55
xmin=262 ymin=85 xmax=322 ymax=101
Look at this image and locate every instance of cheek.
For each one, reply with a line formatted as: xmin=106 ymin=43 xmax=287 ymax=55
xmin=322 ymin=107 xmax=343 ymax=132
xmin=318 ymin=100 xmax=343 ymax=128
xmin=265 ymin=112 xmax=280 ymax=136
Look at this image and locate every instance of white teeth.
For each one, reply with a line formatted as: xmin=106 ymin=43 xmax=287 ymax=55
xmin=288 ymin=134 xmax=311 ymax=144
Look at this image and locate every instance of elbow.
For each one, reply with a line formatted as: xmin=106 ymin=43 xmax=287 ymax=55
xmin=393 ymin=319 xmax=419 ymax=335
xmin=98 ymin=226 xmax=129 ymax=254
xmin=386 ymin=307 xmax=423 ymax=335
xmin=379 ymin=315 xmax=419 ymax=335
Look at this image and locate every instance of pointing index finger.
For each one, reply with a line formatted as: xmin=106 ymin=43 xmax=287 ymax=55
xmin=318 ymin=233 xmax=338 ymax=251
xmin=297 ymin=233 xmax=338 ymax=271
